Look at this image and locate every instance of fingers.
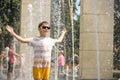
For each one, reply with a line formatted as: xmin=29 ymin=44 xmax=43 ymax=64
xmin=6 ymin=25 xmax=9 ymax=28
xmin=6 ymin=25 xmax=14 ymax=35
xmin=6 ymin=25 xmax=10 ymax=30
xmin=61 ymin=27 xmax=66 ymax=34
xmin=6 ymin=25 xmax=12 ymax=31
xmin=6 ymin=25 xmax=11 ymax=28
xmin=6 ymin=26 xmax=9 ymax=32
xmin=0 ymin=28 xmax=2 ymax=34
xmin=63 ymin=27 xmax=66 ymax=32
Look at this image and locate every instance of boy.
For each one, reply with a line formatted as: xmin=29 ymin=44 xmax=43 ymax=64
xmin=6 ymin=21 xmax=66 ymax=80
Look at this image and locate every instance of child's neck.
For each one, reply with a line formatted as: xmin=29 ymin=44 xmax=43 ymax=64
xmin=40 ymin=35 xmax=49 ymax=37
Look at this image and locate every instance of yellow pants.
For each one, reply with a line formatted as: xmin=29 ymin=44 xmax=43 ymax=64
xmin=33 ymin=67 xmax=50 ymax=80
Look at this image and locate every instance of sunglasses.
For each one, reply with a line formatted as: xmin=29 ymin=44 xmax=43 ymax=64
xmin=42 ymin=26 xmax=51 ymax=30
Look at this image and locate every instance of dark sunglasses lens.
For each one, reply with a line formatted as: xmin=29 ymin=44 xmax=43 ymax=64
xmin=42 ymin=26 xmax=50 ymax=29
xmin=47 ymin=27 xmax=50 ymax=29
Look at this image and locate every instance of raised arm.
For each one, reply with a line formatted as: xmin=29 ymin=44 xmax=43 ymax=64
xmin=56 ymin=27 xmax=66 ymax=43
xmin=6 ymin=25 xmax=30 ymax=43
xmin=14 ymin=52 xmax=23 ymax=58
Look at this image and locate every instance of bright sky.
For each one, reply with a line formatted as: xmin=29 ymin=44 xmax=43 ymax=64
xmin=76 ymin=0 xmax=80 ymax=14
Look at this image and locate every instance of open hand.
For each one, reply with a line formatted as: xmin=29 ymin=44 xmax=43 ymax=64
xmin=62 ymin=27 xmax=67 ymax=34
xmin=0 ymin=28 xmax=2 ymax=34
xmin=6 ymin=25 xmax=14 ymax=34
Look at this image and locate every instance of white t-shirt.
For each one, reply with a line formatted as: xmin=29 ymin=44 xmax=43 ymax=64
xmin=28 ymin=36 xmax=56 ymax=68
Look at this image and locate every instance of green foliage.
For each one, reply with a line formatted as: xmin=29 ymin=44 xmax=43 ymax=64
xmin=50 ymin=0 xmax=80 ymax=63
xmin=0 ymin=0 xmax=20 ymax=51
xmin=114 ymin=0 xmax=120 ymax=45
xmin=0 ymin=0 xmax=80 ymax=61
xmin=114 ymin=0 xmax=120 ymax=78
xmin=64 ymin=0 xmax=80 ymax=61
xmin=114 ymin=0 xmax=120 ymax=63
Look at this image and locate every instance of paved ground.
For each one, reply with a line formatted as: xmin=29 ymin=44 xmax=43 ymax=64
xmin=0 ymin=75 xmax=7 ymax=80
xmin=50 ymin=73 xmax=79 ymax=80
xmin=0 ymin=73 xmax=118 ymax=80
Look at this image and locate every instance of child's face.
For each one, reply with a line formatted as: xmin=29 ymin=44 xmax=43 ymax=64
xmin=10 ymin=45 xmax=14 ymax=50
xmin=39 ymin=23 xmax=50 ymax=37
xmin=1 ymin=51 xmax=5 ymax=55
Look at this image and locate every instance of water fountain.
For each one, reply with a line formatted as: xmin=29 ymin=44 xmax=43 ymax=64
xmin=50 ymin=0 xmax=63 ymax=80
xmin=0 ymin=0 xmax=115 ymax=80
xmin=79 ymin=0 xmax=114 ymax=79
xmin=93 ymin=0 xmax=100 ymax=79
xmin=19 ymin=0 xmax=51 ymax=80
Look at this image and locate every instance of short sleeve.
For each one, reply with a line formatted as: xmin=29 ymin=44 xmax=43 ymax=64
xmin=50 ymin=38 xmax=57 ymax=46
xmin=28 ymin=38 xmax=34 ymax=46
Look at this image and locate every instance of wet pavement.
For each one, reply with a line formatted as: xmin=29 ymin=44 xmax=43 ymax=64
xmin=0 ymin=75 xmax=7 ymax=80
xmin=50 ymin=73 xmax=79 ymax=80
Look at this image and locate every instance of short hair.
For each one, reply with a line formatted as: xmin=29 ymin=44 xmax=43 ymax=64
xmin=0 ymin=50 xmax=5 ymax=55
xmin=38 ymin=21 xmax=49 ymax=28
xmin=59 ymin=50 xmax=64 ymax=55
xmin=9 ymin=43 xmax=14 ymax=48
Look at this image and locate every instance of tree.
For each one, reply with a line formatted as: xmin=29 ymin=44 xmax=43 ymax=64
xmin=50 ymin=0 xmax=80 ymax=63
xmin=114 ymin=0 xmax=120 ymax=78
xmin=0 ymin=0 xmax=20 ymax=51
xmin=114 ymin=0 xmax=120 ymax=46
xmin=64 ymin=0 xmax=80 ymax=62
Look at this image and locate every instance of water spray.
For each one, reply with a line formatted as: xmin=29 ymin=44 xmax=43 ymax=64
xmin=93 ymin=0 xmax=101 ymax=80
